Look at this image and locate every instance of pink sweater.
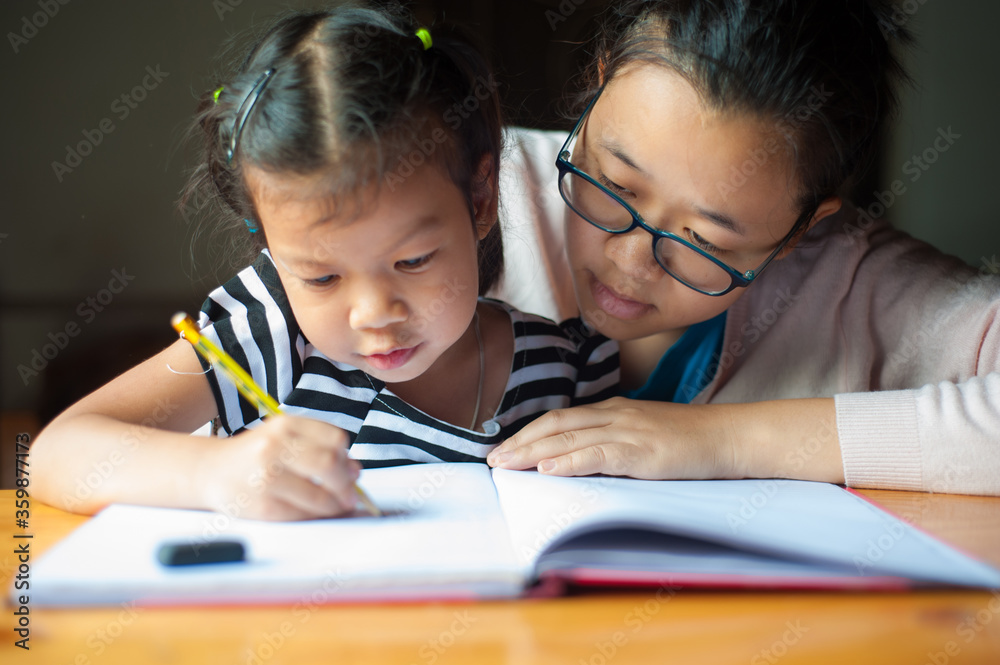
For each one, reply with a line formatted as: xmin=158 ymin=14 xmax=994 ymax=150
xmin=495 ymin=128 xmax=1000 ymax=496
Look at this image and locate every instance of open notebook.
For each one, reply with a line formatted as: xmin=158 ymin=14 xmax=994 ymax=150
xmin=25 ymin=464 xmax=1000 ymax=606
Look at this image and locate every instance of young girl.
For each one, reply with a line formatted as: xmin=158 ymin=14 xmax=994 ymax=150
xmin=29 ymin=3 xmax=617 ymax=521
xmin=488 ymin=0 xmax=1000 ymax=495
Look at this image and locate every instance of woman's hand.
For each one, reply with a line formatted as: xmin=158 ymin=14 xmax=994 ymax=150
xmin=487 ymin=396 xmax=844 ymax=484
xmin=200 ymin=415 xmax=362 ymax=521
xmin=487 ymin=397 xmax=740 ymax=479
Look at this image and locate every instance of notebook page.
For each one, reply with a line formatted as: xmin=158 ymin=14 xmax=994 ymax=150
xmin=28 ymin=463 xmax=523 ymax=606
xmin=491 ymin=470 xmax=1000 ymax=587
xmin=535 ymin=528 xmax=885 ymax=586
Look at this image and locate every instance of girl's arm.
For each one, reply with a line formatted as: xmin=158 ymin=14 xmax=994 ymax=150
xmin=29 ymin=339 xmax=361 ymax=520
xmin=487 ymin=396 xmax=844 ymax=483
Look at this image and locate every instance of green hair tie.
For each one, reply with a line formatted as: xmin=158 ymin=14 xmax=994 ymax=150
xmin=212 ymin=86 xmax=224 ymax=104
xmin=415 ymin=28 xmax=432 ymax=50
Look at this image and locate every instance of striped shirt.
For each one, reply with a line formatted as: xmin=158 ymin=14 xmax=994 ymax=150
xmin=197 ymin=251 xmax=619 ymax=467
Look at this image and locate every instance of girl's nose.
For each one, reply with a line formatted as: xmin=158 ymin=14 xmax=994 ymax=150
xmin=348 ymin=280 xmax=408 ymax=331
xmin=604 ymin=229 xmax=663 ymax=284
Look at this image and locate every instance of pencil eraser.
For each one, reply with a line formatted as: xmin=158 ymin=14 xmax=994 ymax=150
xmin=157 ymin=540 xmax=246 ymax=566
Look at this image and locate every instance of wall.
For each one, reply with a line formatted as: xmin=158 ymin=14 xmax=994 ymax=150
xmin=881 ymin=0 xmax=1000 ymax=269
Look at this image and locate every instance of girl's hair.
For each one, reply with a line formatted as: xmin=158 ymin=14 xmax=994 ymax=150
xmin=181 ymin=1 xmax=504 ymax=293
xmin=575 ymin=0 xmax=914 ymax=213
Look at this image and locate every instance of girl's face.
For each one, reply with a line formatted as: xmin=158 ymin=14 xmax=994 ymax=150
xmin=247 ymin=162 xmax=490 ymax=383
xmin=565 ymin=63 xmax=839 ymax=341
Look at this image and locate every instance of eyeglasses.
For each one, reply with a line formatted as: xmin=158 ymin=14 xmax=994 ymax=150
xmin=555 ymin=87 xmax=815 ymax=296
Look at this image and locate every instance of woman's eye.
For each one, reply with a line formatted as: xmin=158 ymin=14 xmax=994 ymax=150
xmin=689 ymin=231 xmax=725 ymax=256
xmin=598 ymin=173 xmax=631 ymax=198
xmin=397 ymin=252 xmax=434 ymax=271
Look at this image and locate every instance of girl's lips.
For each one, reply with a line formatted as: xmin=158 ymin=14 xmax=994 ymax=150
xmin=590 ymin=275 xmax=653 ymax=320
xmin=362 ymin=345 xmax=419 ymax=371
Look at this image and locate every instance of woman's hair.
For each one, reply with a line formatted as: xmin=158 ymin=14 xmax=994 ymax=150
xmin=575 ymin=0 xmax=914 ymax=213
xmin=181 ymin=1 xmax=504 ymax=293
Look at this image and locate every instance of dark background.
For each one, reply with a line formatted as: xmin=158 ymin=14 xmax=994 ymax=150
xmin=2 ymin=0 xmax=999 ymax=487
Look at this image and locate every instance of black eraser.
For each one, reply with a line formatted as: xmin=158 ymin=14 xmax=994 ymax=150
xmin=157 ymin=540 xmax=246 ymax=566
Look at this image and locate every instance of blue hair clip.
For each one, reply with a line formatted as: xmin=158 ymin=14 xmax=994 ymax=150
xmin=227 ymin=69 xmax=276 ymax=165
xmin=244 ymin=218 xmax=258 ymax=233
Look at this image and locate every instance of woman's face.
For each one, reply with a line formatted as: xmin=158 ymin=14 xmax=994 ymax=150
xmin=564 ymin=63 xmax=836 ymax=341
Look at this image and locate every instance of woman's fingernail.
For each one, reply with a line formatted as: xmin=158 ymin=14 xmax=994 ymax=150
xmin=491 ymin=451 xmax=512 ymax=464
xmin=539 ymin=459 xmax=556 ymax=473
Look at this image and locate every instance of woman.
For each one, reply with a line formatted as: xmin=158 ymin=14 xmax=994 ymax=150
xmin=487 ymin=0 xmax=1000 ymax=495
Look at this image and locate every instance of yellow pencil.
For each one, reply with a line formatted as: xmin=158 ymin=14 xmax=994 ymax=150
xmin=171 ymin=312 xmax=382 ymax=517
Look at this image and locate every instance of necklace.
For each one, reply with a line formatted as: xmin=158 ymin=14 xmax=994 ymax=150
xmin=469 ymin=312 xmax=484 ymax=431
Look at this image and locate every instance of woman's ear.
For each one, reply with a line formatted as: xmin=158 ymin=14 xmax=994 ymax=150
xmin=471 ymin=153 xmax=499 ymax=241
xmin=777 ymin=195 xmax=842 ymax=258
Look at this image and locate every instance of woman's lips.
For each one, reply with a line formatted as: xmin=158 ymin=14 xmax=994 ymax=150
xmin=589 ymin=275 xmax=653 ymax=320
xmin=362 ymin=345 xmax=419 ymax=371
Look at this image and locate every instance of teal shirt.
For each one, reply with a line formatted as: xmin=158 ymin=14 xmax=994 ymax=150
xmin=622 ymin=312 xmax=727 ymax=404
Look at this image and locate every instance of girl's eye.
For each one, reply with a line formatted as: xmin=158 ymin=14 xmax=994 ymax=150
xmin=397 ymin=252 xmax=435 ymax=271
xmin=305 ymin=274 xmax=338 ymax=287
xmin=689 ymin=231 xmax=725 ymax=256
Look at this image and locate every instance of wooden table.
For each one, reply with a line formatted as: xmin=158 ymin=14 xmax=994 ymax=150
xmin=2 ymin=489 xmax=999 ymax=664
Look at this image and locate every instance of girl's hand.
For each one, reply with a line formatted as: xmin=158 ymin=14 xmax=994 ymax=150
xmin=486 ymin=397 xmax=843 ymax=484
xmin=200 ymin=415 xmax=362 ymax=521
